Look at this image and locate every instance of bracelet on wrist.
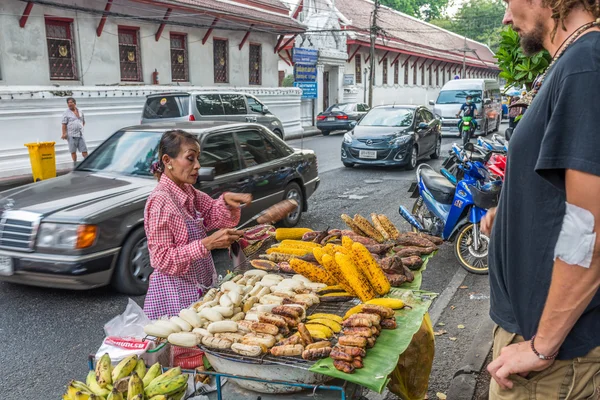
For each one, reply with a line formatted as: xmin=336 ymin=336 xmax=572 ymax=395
xmin=530 ymin=334 xmax=559 ymax=360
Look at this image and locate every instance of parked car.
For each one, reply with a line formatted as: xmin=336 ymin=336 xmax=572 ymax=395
xmin=141 ymin=91 xmax=285 ymax=139
xmin=429 ymin=79 xmax=502 ymax=137
xmin=0 ymin=122 xmax=319 ymax=295
xmin=316 ymin=103 xmax=370 ymax=136
xmin=341 ymin=105 xmax=441 ymax=170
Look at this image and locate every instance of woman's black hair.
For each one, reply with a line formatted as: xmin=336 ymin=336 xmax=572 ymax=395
xmin=152 ymin=129 xmax=200 ymax=179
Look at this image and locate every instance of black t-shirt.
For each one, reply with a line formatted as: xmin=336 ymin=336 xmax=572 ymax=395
xmin=489 ymin=31 xmax=600 ymax=360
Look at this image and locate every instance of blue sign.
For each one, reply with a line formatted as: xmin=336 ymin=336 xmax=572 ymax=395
xmin=294 ymin=82 xmax=317 ymax=99
xmin=294 ymin=63 xmax=317 ymax=82
xmin=293 ymin=48 xmax=318 ymax=64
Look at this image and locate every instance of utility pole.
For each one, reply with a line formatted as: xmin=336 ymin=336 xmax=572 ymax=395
xmin=368 ymin=0 xmax=379 ymax=107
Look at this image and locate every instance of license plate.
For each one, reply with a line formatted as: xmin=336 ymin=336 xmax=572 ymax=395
xmin=359 ymin=150 xmax=377 ymax=159
xmin=327 ymin=117 xmax=335 ymax=121
xmin=0 ymin=256 xmax=13 ymax=276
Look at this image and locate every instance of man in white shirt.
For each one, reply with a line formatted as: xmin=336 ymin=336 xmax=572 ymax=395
xmin=61 ymin=97 xmax=88 ymax=162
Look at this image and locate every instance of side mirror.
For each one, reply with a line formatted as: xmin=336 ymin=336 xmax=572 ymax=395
xmin=484 ymin=98 xmax=492 ymax=105
xmin=464 ymin=142 xmax=475 ymax=152
xmin=262 ymin=105 xmax=270 ymax=114
xmin=418 ymin=122 xmax=428 ymax=130
xmin=428 ymin=100 xmax=435 ymax=106
xmin=196 ymin=167 xmax=215 ymax=182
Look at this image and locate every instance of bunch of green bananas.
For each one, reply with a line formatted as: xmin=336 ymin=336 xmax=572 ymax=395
xmin=62 ymin=354 xmax=187 ymax=400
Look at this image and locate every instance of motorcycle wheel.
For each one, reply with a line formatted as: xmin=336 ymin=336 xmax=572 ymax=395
xmin=462 ymin=131 xmax=469 ymax=146
xmin=411 ymin=197 xmax=433 ymax=234
xmin=454 ymin=223 xmax=489 ymax=274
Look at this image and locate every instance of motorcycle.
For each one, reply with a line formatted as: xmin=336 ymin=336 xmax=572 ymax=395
xmin=477 ymin=134 xmax=508 ymax=153
xmin=459 ymin=116 xmax=476 ymax=146
xmin=400 ymin=143 xmax=502 ymax=274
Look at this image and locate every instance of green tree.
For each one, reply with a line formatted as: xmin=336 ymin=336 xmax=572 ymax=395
xmin=380 ymin=0 xmax=449 ymax=21
xmin=494 ymin=26 xmax=551 ymax=90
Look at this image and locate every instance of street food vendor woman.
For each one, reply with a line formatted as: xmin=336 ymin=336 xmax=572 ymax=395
xmin=143 ymin=130 xmax=251 ymax=319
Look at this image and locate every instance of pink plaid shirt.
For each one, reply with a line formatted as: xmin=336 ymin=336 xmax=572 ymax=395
xmin=144 ymin=175 xmax=241 ymax=277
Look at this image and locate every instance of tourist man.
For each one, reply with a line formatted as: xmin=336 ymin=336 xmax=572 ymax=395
xmin=61 ymin=97 xmax=88 ymax=162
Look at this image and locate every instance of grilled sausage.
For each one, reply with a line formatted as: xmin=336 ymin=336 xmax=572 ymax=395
xmin=297 ymin=323 xmax=313 ymax=345
xmin=350 ymin=313 xmax=381 ymax=325
xmin=352 ymin=357 xmax=364 ymax=369
xmin=342 ymin=327 xmax=373 ymax=337
xmin=275 ymin=334 xmax=302 ymax=347
xmin=330 ymin=350 xmax=353 ymax=362
xmin=338 ymin=335 xmax=367 ymax=348
xmin=258 ymin=313 xmax=288 ymax=328
xmin=361 ymin=305 xmax=395 ymax=319
xmin=269 ymin=344 xmax=304 ymax=357
xmin=366 ymin=337 xmax=376 ymax=348
xmin=381 ymin=318 xmax=398 ymax=329
xmin=302 ymin=347 xmax=332 ymax=360
xmin=250 ymin=322 xmax=279 ymax=336
xmin=342 ymin=318 xmax=373 ymax=328
xmin=333 ymin=360 xmax=355 ymax=374
xmin=334 ymin=345 xmax=366 ymax=358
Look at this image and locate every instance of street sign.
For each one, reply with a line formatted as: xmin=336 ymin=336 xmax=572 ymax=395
xmin=293 ymin=48 xmax=318 ymax=64
xmin=294 ymin=63 xmax=317 ymax=82
xmin=294 ymin=82 xmax=317 ymax=99
xmin=343 ymin=74 xmax=355 ymax=85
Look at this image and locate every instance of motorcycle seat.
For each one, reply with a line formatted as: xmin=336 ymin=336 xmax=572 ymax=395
xmin=421 ymin=169 xmax=456 ymax=204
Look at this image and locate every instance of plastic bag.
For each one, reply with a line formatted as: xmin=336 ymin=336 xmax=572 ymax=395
xmin=96 ymin=298 xmax=155 ymax=363
xmin=387 ymin=312 xmax=435 ymax=400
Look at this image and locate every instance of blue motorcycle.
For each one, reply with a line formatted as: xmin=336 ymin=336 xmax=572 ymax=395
xmin=400 ymin=143 xmax=502 ymax=274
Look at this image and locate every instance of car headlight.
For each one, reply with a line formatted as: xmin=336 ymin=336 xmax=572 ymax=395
xmin=389 ymin=135 xmax=412 ymax=146
xmin=271 ymin=121 xmax=279 ymax=126
xmin=343 ymin=132 xmax=353 ymax=144
xmin=37 ymin=223 xmax=98 ymax=250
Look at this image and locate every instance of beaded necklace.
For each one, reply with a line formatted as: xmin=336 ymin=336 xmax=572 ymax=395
xmin=510 ymin=18 xmax=600 ymax=108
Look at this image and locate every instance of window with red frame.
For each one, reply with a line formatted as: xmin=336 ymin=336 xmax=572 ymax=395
xmin=170 ymin=33 xmax=188 ymax=82
xmin=394 ymin=61 xmax=399 ymax=85
xmin=355 ymin=54 xmax=362 ymax=84
xmin=45 ymin=19 xmax=79 ymax=80
xmin=382 ymin=58 xmax=388 ymax=85
xmin=214 ymin=39 xmax=228 ymax=83
xmin=249 ymin=43 xmax=261 ymax=85
xmin=118 ymin=27 xmax=142 ymax=81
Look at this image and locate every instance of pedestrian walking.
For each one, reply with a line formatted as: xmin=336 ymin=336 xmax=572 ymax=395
xmin=481 ymin=0 xmax=600 ymax=397
xmin=61 ymin=97 xmax=88 ymax=163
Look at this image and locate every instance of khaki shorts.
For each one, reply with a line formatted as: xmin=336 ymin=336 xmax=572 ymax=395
xmin=490 ymin=325 xmax=600 ymax=399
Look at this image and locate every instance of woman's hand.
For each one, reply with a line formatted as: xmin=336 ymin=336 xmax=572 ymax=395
xmin=202 ymin=229 xmax=244 ymax=251
xmin=224 ymin=193 xmax=252 ymax=208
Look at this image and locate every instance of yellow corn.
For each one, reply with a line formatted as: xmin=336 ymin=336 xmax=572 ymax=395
xmin=307 ymin=318 xmax=342 ymax=333
xmin=370 ymin=213 xmax=390 ymax=241
xmin=305 ymin=323 xmax=334 ymax=338
xmin=266 ymin=247 xmax=311 ymax=256
xmin=353 ymin=214 xmax=385 ymax=243
xmin=307 ymin=313 xmax=343 ymax=324
xmin=341 ymin=214 xmax=366 ymax=236
xmin=312 ymin=247 xmax=325 ymax=265
xmin=321 ymin=243 xmax=336 ymax=257
xmin=332 ymin=245 xmax=349 ymax=255
xmin=280 ymin=240 xmax=322 ymax=250
xmin=275 ymin=228 xmax=313 ymax=241
xmin=342 ymin=236 xmax=354 ymax=250
xmin=344 ymin=304 xmax=364 ymax=319
xmin=351 ymin=242 xmax=391 ymax=295
xmin=377 ymin=214 xmax=400 ymax=240
xmin=320 ymin=254 xmax=356 ymax=295
xmin=365 ymin=298 xmax=405 ymax=309
xmin=334 ymin=252 xmax=376 ymax=302
xmin=289 ymin=259 xmax=337 ymax=285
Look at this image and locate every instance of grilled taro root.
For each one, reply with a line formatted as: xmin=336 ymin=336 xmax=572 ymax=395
xmin=379 ymin=255 xmax=404 ymax=274
xmin=403 ymin=264 xmax=415 ymax=282
xmin=364 ymin=243 xmax=395 ymax=255
xmin=333 ymin=360 xmax=355 ymax=373
xmin=406 ymin=231 xmax=444 ymax=245
xmin=385 ymin=273 xmax=408 ymax=287
xmin=401 ymin=256 xmax=424 ymax=270
xmin=395 ymin=235 xmax=437 ymax=249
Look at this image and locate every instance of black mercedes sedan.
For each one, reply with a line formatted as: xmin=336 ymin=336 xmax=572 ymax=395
xmin=340 ymin=105 xmax=441 ymax=170
xmin=0 ymin=122 xmax=319 ymax=295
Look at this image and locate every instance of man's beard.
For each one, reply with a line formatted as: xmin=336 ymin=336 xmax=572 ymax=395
xmin=518 ymin=18 xmax=547 ymax=56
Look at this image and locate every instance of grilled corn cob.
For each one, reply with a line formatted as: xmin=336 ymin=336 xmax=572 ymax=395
xmin=377 ymin=214 xmax=400 ymax=239
xmin=370 ymin=213 xmax=390 ymax=241
xmin=289 ymin=259 xmax=336 ymax=285
xmin=280 ymin=240 xmax=322 ymax=250
xmin=365 ymin=298 xmax=405 ymax=309
xmin=334 ymin=252 xmax=376 ymax=302
xmin=340 ymin=214 xmax=366 ymax=236
xmin=312 ymin=247 xmax=325 ymax=264
xmin=275 ymin=228 xmax=313 ymax=241
xmin=320 ymin=254 xmax=356 ymax=295
xmin=332 ymin=244 xmax=349 ymax=255
xmin=341 ymin=236 xmax=354 ymax=250
xmin=351 ymin=242 xmax=390 ymax=295
xmin=353 ymin=214 xmax=385 ymax=243
xmin=266 ymin=247 xmax=311 ymax=257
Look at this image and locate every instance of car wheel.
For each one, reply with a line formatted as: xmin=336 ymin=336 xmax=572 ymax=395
xmin=111 ymin=227 xmax=152 ymax=295
xmin=430 ymin=136 xmax=442 ymax=159
xmin=343 ymin=162 xmax=354 ymax=168
xmin=280 ymin=182 xmax=303 ymax=227
xmin=273 ymin=129 xmax=283 ymax=140
xmin=482 ymin=120 xmax=489 ymax=136
xmin=407 ymin=145 xmax=418 ymax=170
xmin=492 ymin=116 xmax=500 ymax=133
xmin=321 ymin=130 xmax=330 ymax=136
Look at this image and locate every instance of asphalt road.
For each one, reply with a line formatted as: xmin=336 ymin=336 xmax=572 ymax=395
xmin=0 ymin=128 xmax=502 ymax=399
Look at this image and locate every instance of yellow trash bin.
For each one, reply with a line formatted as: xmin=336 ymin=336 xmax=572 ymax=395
xmin=24 ymin=142 xmax=57 ymax=182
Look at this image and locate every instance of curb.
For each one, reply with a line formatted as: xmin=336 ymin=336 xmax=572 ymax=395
xmin=446 ymin=316 xmax=495 ymax=399
xmin=285 ymin=127 xmax=323 ymax=141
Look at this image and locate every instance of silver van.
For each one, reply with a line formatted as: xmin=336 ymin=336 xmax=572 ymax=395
xmin=141 ymin=91 xmax=285 ymax=139
xmin=429 ymin=79 xmax=502 ymax=137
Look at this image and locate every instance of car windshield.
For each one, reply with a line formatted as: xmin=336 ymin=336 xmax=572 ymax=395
xmin=436 ymin=90 xmax=482 ymax=105
xmin=143 ymin=95 xmax=190 ymax=119
xmin=327 ymin=103 xmax=354 ymax=112
xmin=358 ymin=108 xmax=413 ymax=127
xmin=76 ymin=131 xmax=163 ymax=177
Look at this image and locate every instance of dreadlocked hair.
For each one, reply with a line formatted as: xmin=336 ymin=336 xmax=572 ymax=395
xmin=542 ymin=0 xmax=600 ymax=39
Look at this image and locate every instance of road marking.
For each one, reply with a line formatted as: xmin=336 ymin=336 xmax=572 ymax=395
xmin=429 ymin=268 xmax=468 ymax=325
